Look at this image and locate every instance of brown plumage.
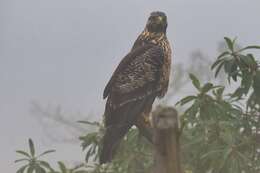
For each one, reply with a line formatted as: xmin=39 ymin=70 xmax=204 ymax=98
xmin=100 ymin=11 xmax=172 ymax=164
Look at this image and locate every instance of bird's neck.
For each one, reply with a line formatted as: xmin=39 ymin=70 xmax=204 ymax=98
xmin=139 ymin=29 xmax=166 ymax=44
xmin=131 ymin=29 xmax=168 ymax=51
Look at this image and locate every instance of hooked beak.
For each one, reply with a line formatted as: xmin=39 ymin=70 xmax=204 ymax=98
xmin=155 ymin=16 xmax=164 ymax=24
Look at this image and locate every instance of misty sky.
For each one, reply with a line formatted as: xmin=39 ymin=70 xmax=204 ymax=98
xmin=1 ymin=0 xmax=260 ymax=172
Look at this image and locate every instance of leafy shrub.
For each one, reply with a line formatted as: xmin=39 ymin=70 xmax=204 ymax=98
xmin=16 ymin=37 xmax=260 ymax=173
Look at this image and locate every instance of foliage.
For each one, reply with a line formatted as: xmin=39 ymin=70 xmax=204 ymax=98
xmin=179 ymin=37 xmax=260 ymax=173
xmin=51 ymin=161 xmax=88 ymax=173
xmin=16 ymin=37 xmax=260 ymax=173
xmin=15 ymin=139 xmax=88 ymax=173
xmin=79 ymin=123 xmax=153 ymax=173
xmin=15 ymin=139 xmax=56 ymax=173
xmin=211 ymin=37 xmax=260 ymax=99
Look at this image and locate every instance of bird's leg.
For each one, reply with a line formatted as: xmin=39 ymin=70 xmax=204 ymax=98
xmin=143 ymin=113 xmax=152 ymax=126
xmin=139 ymin=112 xmax=152 ymax=128
xmin=135 ymin=113 xmax=154 ymax=143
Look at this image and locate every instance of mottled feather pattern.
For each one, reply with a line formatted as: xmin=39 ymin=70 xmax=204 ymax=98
xmin=158 ymin=39 xmax=172 ymax=98
xmin=100 ymin=11 xmax=172 ymax=164
xmin=114 ymin=46 xmax=163 ymax=93
xmin=106 ymin=45 xmax=165 ymax=108
xmin=103 ymin=31 xmax=172 ymax=112
xmin=132 ymin=29 xmax=172 ymax=98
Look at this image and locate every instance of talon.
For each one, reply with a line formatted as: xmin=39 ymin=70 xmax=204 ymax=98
xmin=144 ymin=116 xmax=150 ymax=124
xmin=142 ymin=114 xmax=151 ymax=127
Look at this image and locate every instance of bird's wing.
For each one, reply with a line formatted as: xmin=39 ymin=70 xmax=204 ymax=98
xmin=100 ymin=44 xmax=164 ymax=163
xmin=103 ymin=44 xmax=164 ymax=107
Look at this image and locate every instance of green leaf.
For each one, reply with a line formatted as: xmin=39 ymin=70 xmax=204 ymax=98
xmin=17 ymin=165 xmax=28 ymax=173
xmin=201 ymin=83 xmax=214 ymax=93
xmin=189 ymin=73 xmax=201 ymax=90
xmin=27 ymin=165 xmax=34 ymax=173
xmin=231 ymin=87 xmax=244 ymax=98
xmin=241 ymin=72 xmax=253 ymax=95
xmin=16 ymin=150 xmax=31 ymax=158
xmin=80 ymin=132 xmax=99 ymax=151
xmin=183 ymin=100 xmax=200 ymax=117
xmin=85 ymin=146 xmax=93 ymax=163
xmin=240 ymin=54 xmax=257 ymax=67
xmin=58 ymin=161 xmax=67 ymax=173
xmin=39 ymin=161 xmax=54 ymax=171
xmin=223 ymin=59 xmax=238 ymax=82
xmin=224 ymin=37 xmax=234 ymax=51
xmin=15 ymin=158 xmax=29 ymax=163
xmin=214 ymin=61 xmax=225 ymax=77
xmin=217 ymin=51 xmax=230 ymax=59
xmin=224 ymin=59 xmax=234 ymax=74
xmin=211 ymin=58 xmax=225 ymax=70
xmin=219 ymin=148 xmax=232 ymax=170
xmin=35 ymin=166 xmax=46 ymax=173
xmin=230 ymin=62 xmax=238 ymax=81
xmin=38 ymin=150 xmax=56 ymax=157
xmin=29 ymin=139 xmax=35 ymax=157
xmin=176 ymin=96 xmax=197 ymax=106
xmin=253 ymin=70 xmax=260 ymax=97
xmin=237 ymin=45 xmax=260 ymax=52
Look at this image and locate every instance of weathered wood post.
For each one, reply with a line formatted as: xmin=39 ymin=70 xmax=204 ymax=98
xmin=151 ymin=107 xmax=182 ymax=173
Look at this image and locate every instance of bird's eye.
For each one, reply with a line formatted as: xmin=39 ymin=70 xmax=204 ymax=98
xmin=163 ymin=16 xmax=167 ymax=21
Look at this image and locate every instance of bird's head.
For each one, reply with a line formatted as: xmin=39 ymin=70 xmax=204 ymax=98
xmin=146 ymin=11 xmax=168 ymax=34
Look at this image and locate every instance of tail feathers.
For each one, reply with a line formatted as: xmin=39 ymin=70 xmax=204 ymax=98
xmin=100 ymin=95 xmax=154 ymax=164
xmin=99 ymin=125 xmax=131 ymax=164
xmin=99 ymin=132 xmax=117 ymax=164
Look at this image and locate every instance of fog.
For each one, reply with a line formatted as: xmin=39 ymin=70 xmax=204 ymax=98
xmin=1 ymin=0 xmax=260 ymax=172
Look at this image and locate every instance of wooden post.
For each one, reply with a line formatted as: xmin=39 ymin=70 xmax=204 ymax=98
xmin=151 ymin=107 xmax=182 ymax=173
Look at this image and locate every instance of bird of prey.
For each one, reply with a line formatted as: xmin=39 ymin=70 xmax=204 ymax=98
xmin=100 ymin=11 xmax=172 ymax=164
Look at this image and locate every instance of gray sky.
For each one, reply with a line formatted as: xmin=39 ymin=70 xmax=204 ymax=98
xmin=1 ymin=0 xmax=260 ymax=172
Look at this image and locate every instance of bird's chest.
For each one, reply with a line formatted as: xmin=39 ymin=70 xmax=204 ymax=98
xmin=157 ymin=41 xmax=172 ymax=97
xmin=161 ymin=42 xmax=172 ymax=81
xmin=133 ymin=37 xmax=172 ymax=82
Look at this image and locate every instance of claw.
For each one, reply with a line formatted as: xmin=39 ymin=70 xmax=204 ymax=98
xmin=142 ymin=114 xmax=152 ymax=127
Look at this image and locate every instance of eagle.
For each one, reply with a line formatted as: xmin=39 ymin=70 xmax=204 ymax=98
xmin=100 ymin=11 xmax=172 ymax=164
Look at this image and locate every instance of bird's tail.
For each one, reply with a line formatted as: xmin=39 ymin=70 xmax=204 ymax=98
xmin=99 ymin=95 xmax=153 ymax=164
xmin=99 ymin=124 xmax=131 ymax=164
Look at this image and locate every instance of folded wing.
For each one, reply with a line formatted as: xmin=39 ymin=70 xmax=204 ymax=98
xmin=100 ymin=44 xmax=165 ymax=164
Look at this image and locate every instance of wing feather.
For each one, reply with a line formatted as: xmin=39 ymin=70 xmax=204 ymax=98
xmin=100 ymin=43 xmax=165 ymax=163
xmin=103 ymin=44 xmax=164 ymax=107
